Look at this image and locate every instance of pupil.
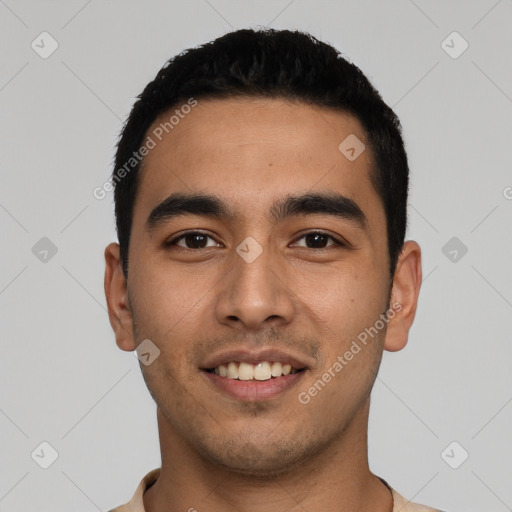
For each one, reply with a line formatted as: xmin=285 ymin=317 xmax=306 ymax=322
xmin=187 ymin=234 xmax=207 ymax=248
xmin=306 ymin=233 xmax=327 ymax=248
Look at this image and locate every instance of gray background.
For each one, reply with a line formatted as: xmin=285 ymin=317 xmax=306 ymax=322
xmin=1 ymin=1 xmax=511 ymax=511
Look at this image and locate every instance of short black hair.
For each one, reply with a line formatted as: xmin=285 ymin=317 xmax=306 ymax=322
xmin=112 ymin=28 xmax=409 ymax=281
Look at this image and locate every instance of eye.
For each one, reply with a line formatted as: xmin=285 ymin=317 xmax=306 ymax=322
xmin=165 ymin=230 xmax=345 ymax=250
xmin=291 ymin=231 xmax=344 ymax=249
xmin=165 ymin=231 xmax=221 ymax=249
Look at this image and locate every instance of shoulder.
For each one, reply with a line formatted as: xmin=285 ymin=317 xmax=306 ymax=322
xmin=107 ymin=467 xmax=161 ymax=512
xmin=391 ymin=487 xmax=447 ymax=512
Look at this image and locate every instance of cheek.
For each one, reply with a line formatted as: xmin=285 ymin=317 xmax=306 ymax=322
xmin=129 ymin=255 xmax=216 ymax=343
xmin=296 ymin=270 xmax=386 ymax=412
xmin=292 ymin=261 xmax=386 ymax=342
xmin=130 ymin=266 xmax=212 ymax=390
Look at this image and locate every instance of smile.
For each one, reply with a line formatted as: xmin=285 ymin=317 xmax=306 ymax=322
xmin=205 ymin=361 xmax=304 ymax=381
xmin=202 ymin=363 xmax=307 ymax=402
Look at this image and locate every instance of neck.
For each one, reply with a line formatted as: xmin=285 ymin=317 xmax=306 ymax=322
xmin=143 ymin=398 xmax=393 ymax=512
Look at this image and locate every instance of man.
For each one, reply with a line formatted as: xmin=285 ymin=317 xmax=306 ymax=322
xmin=104 ymin=28 xmax=443 ymax=512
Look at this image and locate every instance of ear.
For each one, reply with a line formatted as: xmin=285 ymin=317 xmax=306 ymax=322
xmin=383 ymin=240 xmax=422 ymax=352
xmin=104 ymin=242 xmax=136 ymax=352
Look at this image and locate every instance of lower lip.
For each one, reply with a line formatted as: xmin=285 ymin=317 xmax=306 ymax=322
xmin=202 ymin=370 xmax=306 ymax=401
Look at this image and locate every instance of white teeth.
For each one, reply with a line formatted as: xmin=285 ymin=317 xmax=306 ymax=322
xmin=253 ymin=362 xmax=272 ymax=381
xmin=271 ymin=361 xmax=283 ymax=377
xmin=238 ymin=362 xmax=254 ymax=381
xmin=209 ymin=361 xmax=302 ymax=380
xmin=227 ymin=362 xmax=238 ymax=379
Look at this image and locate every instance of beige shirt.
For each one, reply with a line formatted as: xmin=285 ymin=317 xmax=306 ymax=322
xmin=108 ymin=468 xmax=444 ymax=512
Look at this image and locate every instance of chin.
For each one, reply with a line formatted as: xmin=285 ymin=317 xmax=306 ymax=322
xmin=196 ymin=433 xmax=322 ymax=479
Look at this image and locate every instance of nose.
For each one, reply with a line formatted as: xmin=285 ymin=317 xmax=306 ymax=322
xmin=214 ymin=242 xmax=295 ymax=332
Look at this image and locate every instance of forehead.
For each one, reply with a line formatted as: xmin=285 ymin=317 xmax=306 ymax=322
xmin=134 ymin=97 xmax=381 ymax=226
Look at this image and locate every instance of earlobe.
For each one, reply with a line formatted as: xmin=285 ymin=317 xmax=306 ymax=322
xmin=383 ymin=241 xmax=422 ymax=353
xmin=104 ymin=242 xmax=136 ymax=352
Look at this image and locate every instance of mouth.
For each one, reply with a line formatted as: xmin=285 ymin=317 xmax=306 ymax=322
xmin=204 ymin=361 xmax=305 ymax=380
xmin=200 ymin=349 xmax=311 ymax=401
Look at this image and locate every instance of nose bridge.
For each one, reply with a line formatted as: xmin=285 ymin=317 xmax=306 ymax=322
xmin=215 ymin=238 xmax=294 ymax=330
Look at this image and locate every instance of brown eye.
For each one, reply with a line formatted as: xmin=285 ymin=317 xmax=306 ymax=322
xmin=166 ymin=232 xmax=219 ymax=249
xmin=292 ymin=231 xmax=343 ymax=249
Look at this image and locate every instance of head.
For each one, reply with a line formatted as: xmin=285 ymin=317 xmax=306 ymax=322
xmin=104 ymin=28 xmax=421 ymax=476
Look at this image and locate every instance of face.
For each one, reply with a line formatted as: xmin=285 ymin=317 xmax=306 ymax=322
xmin=105 ymin=97 xmax=420 ymax=476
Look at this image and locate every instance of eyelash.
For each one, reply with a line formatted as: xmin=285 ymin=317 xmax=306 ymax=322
xmin=165 ymin=230 xmax=346 ymax=250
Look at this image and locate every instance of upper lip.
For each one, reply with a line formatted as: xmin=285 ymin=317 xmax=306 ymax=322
xmin=201 ymin=348 xmax=314 ymax=371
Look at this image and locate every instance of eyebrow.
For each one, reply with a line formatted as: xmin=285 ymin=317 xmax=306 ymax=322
xmin=145 ymin=192 xmax=368 ymax=232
